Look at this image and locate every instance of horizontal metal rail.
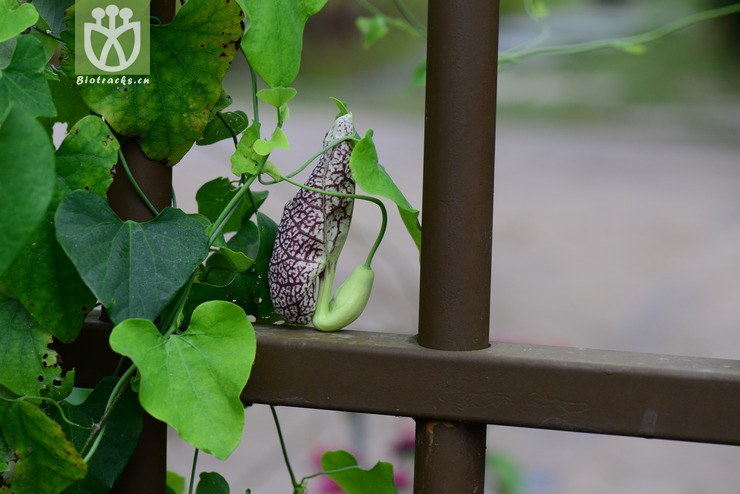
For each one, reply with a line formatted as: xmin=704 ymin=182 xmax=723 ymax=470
xmin=244 ymin=326 xmax=740 ymax=446
xmin=65 ymin=318 xmax=740 ymax=446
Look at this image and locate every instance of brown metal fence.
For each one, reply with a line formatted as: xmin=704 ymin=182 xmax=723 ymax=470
xmin=64 ymin=0 xmax=740 ymax=492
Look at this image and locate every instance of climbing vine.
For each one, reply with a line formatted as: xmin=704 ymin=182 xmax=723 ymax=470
xmin=0 ymin=0 xmax=737 ymax=492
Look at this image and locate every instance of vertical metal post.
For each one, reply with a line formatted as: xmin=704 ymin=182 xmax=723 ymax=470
xmin=415 ymin=0 xmax=499 ymax=491
xmin=107 ymin=2 xmax=175 ymax=491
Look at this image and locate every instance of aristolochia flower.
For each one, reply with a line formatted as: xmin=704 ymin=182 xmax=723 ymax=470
xmin=268 ymin=114 xmax=356 ymax=324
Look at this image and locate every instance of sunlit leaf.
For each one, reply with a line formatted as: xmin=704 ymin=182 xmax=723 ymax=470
xmin=0 ymin=0 xmax=39 ymax=43
xmin=238 ymin=0 xmax=328 ymax=87
xmin=349 ymin=130 xmax=421 ymax=252
xmin=230 ymin=122 xmax=263 ymax=176
xmin=109 ymin=301 xmax=256 ymax=460
xmin=256 ymin=87 xmax=297 ymax=108
xmin=253 ymin=127 xmax=289 ymax=156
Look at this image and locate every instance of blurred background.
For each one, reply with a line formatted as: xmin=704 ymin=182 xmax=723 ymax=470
xmin=165 ymin=0 xmax=740 ymax=492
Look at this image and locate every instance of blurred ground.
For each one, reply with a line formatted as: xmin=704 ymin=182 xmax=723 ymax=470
xmin=160 ymin=1 xmax=740 ymax=492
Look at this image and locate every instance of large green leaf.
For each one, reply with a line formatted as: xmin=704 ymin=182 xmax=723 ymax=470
xmin=0 ymin=116 xmax=119 ymax=342
xmin=238 ymin=0 xmax=328 ymax=87
xmin=109 ymin=301 xmax=256 ymax=460
xmin=0 ymin=400 xmax=87 ymax=494
xmin=0 ymin=293 xmax=65 ymax=398
xmin=320 ymin=450 xmax=397 ymax=494
xmin=0 ymin=35 xmax=56 ymax=118
xmin=54 ymin=191 xmax=210 ymax=324
xmin=0 ymin=0 xmax=39 ymax=43
xmin=0 ymin=104 xmax=55 ymax=278
xmin=349 ymin=130 xmax=422 ymax=253
xmin=186 ymin=213 xmax=282 ymax=325
xmin=60 ymin=0 xmax=244 ymax=165
xmin=55 ymin=377 xmax=144 ymax=494
xmin=195 ymin=178 xmax=267 ymax=234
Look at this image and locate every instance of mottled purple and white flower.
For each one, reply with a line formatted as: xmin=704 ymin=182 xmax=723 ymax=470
xmin=268 ymin=114 xmax=356 ymax=324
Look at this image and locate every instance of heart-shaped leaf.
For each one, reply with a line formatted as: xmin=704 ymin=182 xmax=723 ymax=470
xmin=256 ymin=87 xmax=297 ymax=108
xmin=55 ymin=191 xmax=210 ymax=324
xmin=253 ymin=127 xmax=290 ymax=156
xmin=0 ymin=0 xmax=39 ymax=43
xmin=60 ymin=0 xmax=244 ymax=164
xmin=109 ymin=301 xmax=256 ymax=460
xmin=238 ymin=0 xmax=328 ymax=87
xmin=268 ymin=114 xmax=356 ymax=324
xmin=0 ymin=104 xmax=55 ymax=277
xmin=349 ymin=130 xmax=421 ymax=252
xmin=0 ymin=116 xmax=117 ymax=342
xmin=321 ymin=450 xmax=397 ymax=494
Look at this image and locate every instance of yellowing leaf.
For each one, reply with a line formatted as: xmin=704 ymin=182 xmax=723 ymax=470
xmin=60 ymin=0 xmax=244 ymax=164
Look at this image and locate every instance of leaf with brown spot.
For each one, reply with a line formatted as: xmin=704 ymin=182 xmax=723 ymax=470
xmin=59 ymin=0 xmax=244 ymax=165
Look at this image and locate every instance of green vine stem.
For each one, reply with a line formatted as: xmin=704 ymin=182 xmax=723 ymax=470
xmin=118 ymin=149 xmax=159 ymax=217
xmin=1 ymin=395 xmax=90 ymax=430
xmin=278 ymin=174 xmax=388 ymax=268
xmin=270 ymin=406 xmax=299 ymax=490
xmin=188 ymin=448 xmax=200 ymax=494
xmin=499 ymin=3 xmax=740 ymax=65
xmin=216 ymin=111 xmax=239 ymax=148
xmin=207 ymin=173 xmax=259 ymax=244
xmin=248 ymin=62 xmax=260 ymax=125
xmin=31 ymin=26 xmax=63 ymax=43
xmin=259 ymin=136 xmax=358 ymax=185
xmin=299 ymin=465 xmax=365 ymax=483
xmin=391 ymin=0 xmax=426 ymax=37
xmin=81 ymin=365 xmax=136 ymax=463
